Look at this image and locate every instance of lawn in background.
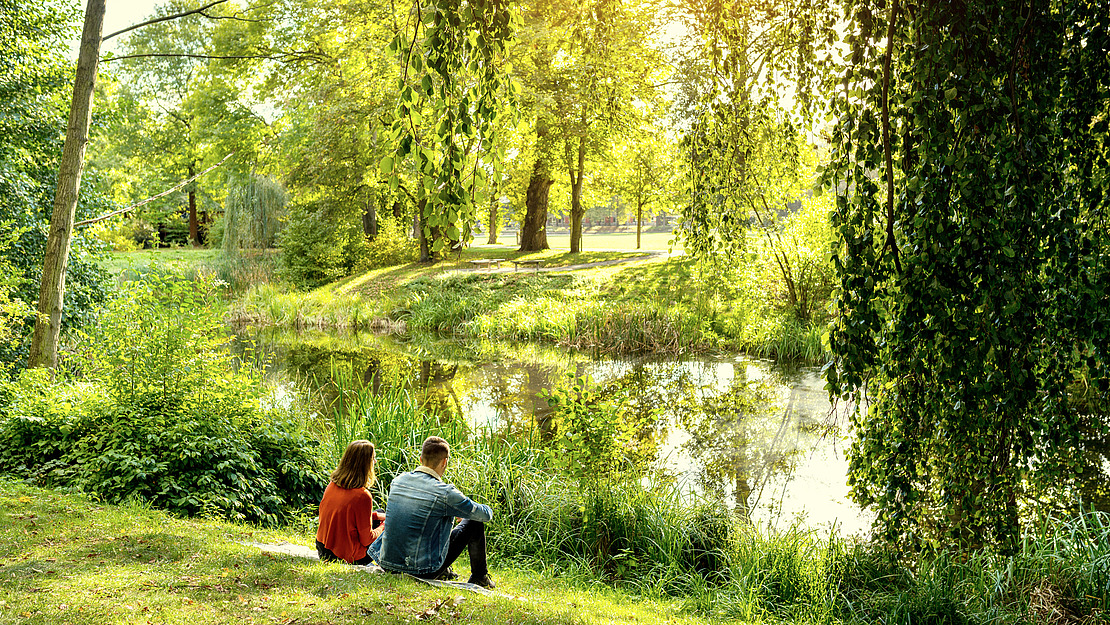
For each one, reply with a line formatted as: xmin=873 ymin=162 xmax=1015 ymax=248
xmin=101 ymin=247 xmax=222 ymax=277
xmin=482 ymin=228 xmax=680 ymax=252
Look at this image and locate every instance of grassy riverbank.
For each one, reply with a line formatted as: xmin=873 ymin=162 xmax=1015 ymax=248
xmin=99 ymin=243 xmax=829 ymax=362
xmin=3 ymin=274 xmax=1107 ymax=624
xmin=0 ymin=478 xmax=706 ymax=625
xmin=4 ymin=477 xmax=1107 ymax=625
xmin=225 ymin=249 xmax=828 ymax=362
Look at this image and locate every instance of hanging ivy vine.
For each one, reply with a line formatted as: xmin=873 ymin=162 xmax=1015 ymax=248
xmin=382 ymin=0 xmax=515 ymax=261
xmin=823 ymin=0 xmax=1110 ymax=552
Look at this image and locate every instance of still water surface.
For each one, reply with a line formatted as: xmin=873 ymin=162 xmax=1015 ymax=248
xmin=239 ymin=329 xmax=871 ymax=536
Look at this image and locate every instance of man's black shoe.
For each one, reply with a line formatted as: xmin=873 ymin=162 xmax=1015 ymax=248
xmin=468 ymin=574 xmax=495 ymax=589
xmin=438 ymin=567 xmax=459 ymax=581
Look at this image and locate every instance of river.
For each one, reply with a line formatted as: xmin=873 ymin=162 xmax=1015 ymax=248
xmin=236 ymin=328 xmax=872 ymax=536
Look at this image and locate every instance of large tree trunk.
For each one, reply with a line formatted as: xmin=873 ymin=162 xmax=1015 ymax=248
xmin=568 ymin=135 xmax=586 ymax=254
xmin=27 ymin=0 xmax=105 ymax=369
xmin=187 ymin=161 xmax=199 ymax=246
xmin=487 ymin=195 xmax=499 ymax=245
xmin=519 ymin=158 xmax=552 ymax=251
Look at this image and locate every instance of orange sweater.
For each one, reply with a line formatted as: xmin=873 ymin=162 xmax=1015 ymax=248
xmin=316 ymin=483 xmax=383 ymax=563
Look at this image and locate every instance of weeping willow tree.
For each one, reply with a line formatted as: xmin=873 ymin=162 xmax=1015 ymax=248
xmin=222 ymin=174 xmax=287 ymax=253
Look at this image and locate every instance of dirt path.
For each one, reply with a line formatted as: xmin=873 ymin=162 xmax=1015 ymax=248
xmin=468 ymin=250 xmax=674 ymax=275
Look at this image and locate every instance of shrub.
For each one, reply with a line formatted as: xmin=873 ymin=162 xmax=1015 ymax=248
xmin=279 ymin=197 xmax=371 ymax=287
xmin=364 ymin=216 xmax=417 ymax=269
xmin=0 ymin=272 xmax=326 ymax=524
xmin=89 ymin=220 xmax=140 ymax=252
xmin=0 ymin=224 xmax=34 ymax=379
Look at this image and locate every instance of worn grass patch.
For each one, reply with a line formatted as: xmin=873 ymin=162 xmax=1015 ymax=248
xmin=0 ymin=478 xmax=714 ymax=625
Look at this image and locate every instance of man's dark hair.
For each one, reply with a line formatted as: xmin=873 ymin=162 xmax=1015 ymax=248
xmin=421 ymin=436 xmax=450 ymax=465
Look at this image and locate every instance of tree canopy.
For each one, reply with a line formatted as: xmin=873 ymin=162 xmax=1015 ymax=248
xmin=0 ymin=0 xmax=109 ymax=369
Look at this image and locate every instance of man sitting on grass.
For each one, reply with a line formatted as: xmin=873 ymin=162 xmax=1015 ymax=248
xmin=368 ymin=436 xmax=495 ymax=588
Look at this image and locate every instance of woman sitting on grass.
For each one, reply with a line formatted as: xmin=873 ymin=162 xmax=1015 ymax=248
xmin=316 ymin=440 xmax=385 ymax=565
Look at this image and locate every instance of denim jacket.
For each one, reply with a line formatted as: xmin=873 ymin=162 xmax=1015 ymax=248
xmin=368 ymin=467 xmax=492 ymax=575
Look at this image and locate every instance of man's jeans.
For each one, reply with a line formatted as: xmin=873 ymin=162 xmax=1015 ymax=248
xmin=416 ymin=519 xmax=488 ymax=581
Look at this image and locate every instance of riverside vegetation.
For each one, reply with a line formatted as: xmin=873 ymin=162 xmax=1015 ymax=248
xmin=2 ymin=271 xmax=1109 ymax=623
xmin=227 ymin=253 xmax=828 ymax=363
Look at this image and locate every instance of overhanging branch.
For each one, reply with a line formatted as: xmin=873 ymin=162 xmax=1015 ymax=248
xmin=74 ymin=153 xmax=235 ymax=228
xmin=102 ymin=0 xmax=230 ymax=42
xmin=101 ymin=51 xmax=326 ymax=63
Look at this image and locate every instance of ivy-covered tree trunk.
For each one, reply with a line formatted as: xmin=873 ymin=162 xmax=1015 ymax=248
xmin=520 ymin=159 xmax=553 ymax=252
xmin=27 ymin=0 xmax=105 ymax=369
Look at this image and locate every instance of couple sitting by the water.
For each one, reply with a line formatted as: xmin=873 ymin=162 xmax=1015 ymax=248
xmin=314 ymin=436 xmax=495 ymax=588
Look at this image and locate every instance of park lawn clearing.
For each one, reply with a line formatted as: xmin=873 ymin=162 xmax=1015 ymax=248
xmin=0 ymin=478 xmax=717 ymax=625
xmin=101 ymin=248 xmax=224 ymax=278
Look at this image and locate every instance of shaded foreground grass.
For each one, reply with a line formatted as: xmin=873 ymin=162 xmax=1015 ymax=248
xmin=5 ymin=476 xmax=1110 ymax=625
xmin=0 ymin=478 xmax=706 ymax=625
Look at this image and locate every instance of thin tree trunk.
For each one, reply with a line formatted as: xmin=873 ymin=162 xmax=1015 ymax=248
xmin=636 ymin=201 xmax=643 ymax=249
xmin=27 ymin=0 xmax=105 ymax=369
xmin=363 ymin=204 xmax=377 ymax=240
xmin=363 ymin=187 xmax=377 ymax=240
xmin=188 ymin=161 xmax=199 ymax=246
xmin=569 ymin=135 xmax=586 ymax=254
xmin=417 ymin=199 xmax=431 ymax=262
xmin=519 ymin=159 xmax=552 ymax=251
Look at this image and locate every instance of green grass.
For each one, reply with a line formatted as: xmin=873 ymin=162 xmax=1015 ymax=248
xmin=544 ymin=230 xmax=678 ymax=252
xmin=6 ymin=476 xmax=1110 ymax=625
xmin=101 ymin=248 xmax=222 ymax=277
xmin=230 ymin=253 xmax=829 ymax=361
xmin=101 ymin=248 xmax=280 ymax=294
xmin=482 ymin=227 xmax=678 ymax=252
xmin=0 ymin=478 xmax=711 ymax=625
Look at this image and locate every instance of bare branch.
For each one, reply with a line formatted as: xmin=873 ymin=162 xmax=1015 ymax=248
xmin=74 ymin=153 xmax=235 ymax=228
xmin=196 ymin=9 xmax=264 ymax=22
xmin=101 ymin=51 xmax=327 ymax=63
xmin=102 ymin=0 xmax=230 ymax=42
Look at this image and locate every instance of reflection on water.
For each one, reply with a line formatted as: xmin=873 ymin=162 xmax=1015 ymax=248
xmin=235 ymin=328 xmax=870 ymax=535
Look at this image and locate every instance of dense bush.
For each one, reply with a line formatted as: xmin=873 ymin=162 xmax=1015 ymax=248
xmin=0 ymin=273 xmax=326 ymax=524
xmin=279 ymin=197 xmax=372 ymax=287
xmin=363 ymin=216 xmax=417 ymax=269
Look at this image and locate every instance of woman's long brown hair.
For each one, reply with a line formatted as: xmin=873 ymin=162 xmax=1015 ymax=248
xmin=331 ymin=440 xmax=376 ymax=490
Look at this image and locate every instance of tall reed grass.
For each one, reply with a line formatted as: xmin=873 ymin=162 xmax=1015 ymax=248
xmin=302 ymin=370 xmax=1110 ymax=623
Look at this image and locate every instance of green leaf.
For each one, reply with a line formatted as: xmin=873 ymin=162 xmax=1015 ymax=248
xmin=379 ymin=156 xmax=394 ymax=176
